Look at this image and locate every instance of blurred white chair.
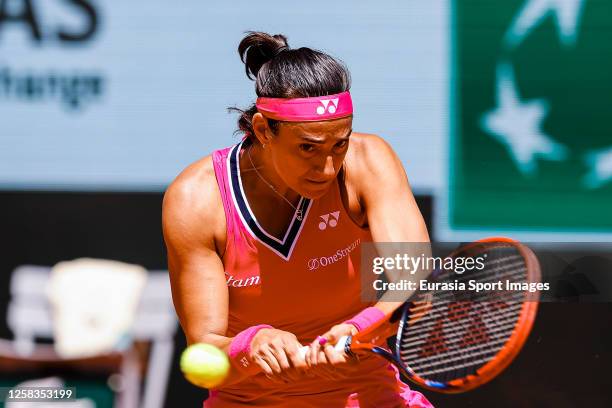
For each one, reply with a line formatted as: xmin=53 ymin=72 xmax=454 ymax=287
xmin=6 ymin=265 xmax=179 ymax=408
xmin=0 ymin=338 xmax=140 ymax=408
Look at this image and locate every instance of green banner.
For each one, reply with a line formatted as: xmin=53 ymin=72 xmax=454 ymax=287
xmin=450 ymin=0 xmax=612 ymax=234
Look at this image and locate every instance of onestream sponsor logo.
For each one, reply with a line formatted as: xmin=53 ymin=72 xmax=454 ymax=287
xmin=307 ymin=238 xmax=361 ymax=271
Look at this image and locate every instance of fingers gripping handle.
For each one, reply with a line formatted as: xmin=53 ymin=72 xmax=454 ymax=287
xmin=297 ymin=336 xmax=350 ymax=360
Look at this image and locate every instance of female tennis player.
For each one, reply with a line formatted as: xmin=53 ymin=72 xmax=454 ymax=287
xmin=163 ymin=32 xmax=433 ymax=407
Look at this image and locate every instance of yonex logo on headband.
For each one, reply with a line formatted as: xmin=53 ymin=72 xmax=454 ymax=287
xmin=316 ymin=98 xmax=339 ymax=115
xmin=256 ymin=91 xmax=352 ymax=122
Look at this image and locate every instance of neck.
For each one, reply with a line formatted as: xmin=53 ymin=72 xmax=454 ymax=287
xmin=240 ymin=143 xmax=301 ymax=206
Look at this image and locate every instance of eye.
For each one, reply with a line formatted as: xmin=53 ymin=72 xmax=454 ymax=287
xmin=335 ymin=140 xmax=348 ymax=149
xmin=299 ymin=144 xmax=316 ymax=153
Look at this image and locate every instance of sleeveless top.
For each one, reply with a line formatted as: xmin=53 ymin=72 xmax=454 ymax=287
xmin=213 ymin=140 xmax=373 ymax=341
xmin=205 ymin=140 xmax=433 ymax=408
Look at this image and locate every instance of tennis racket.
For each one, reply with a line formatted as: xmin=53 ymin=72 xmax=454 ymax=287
xmin=301 ymin=237 xmax=541 ymax=393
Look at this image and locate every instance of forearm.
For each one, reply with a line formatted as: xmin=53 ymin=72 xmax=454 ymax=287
xmin=188 ymin=332 xmax=251 ymax=387
xmin=189 ymin=325 xmax=277 ymax=387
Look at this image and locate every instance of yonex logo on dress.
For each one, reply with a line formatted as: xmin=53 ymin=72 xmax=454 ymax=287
xmin=316 ymin=98 xmax=339 ymax=115
xmin=318 ymin=211 xmax=340 ymax=230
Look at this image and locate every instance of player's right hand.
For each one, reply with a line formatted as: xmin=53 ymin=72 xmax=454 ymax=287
xmin=250 ymin=328 xmax=308 ymax=383
xmin=304 ymin=323 xmax=360 ymax=380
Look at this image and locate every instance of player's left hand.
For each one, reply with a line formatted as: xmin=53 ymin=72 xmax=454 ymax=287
xmin=304 ymin=323 xmax=359 ymax=380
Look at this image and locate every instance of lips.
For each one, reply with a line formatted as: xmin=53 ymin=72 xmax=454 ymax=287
xmin=306 ymin=180 xmax=332 ymax=191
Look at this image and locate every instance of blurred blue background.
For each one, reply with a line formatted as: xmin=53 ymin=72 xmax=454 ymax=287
xmin=0 ymin=1 xmax=446 ymax=193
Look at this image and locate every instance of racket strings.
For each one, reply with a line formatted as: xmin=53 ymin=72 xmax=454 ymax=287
xmin=402 ymin=308 xmax=520 ymax=348
xmin=408 ymin=339 xmax=509 ymax=373
xmin=398 ymin=247 xmax=529 ymax=383
xmin=407 ymin=297 xmax=524 ymax=331
xmin=408 ymin=283 xmax=525 ymax=319
xmin=401 ymin=302 xmax=521 ymax=361
xmin=402 ymin=318 xmax=516 ymax=381
xmin=434 ymin=255 xmax=526 ymax=286
xmin=410 ymin=254 xmax=529 ymax=305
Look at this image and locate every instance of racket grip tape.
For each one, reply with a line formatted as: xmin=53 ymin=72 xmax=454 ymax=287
xmin=297 ymin=335 xmax=350 ymax=360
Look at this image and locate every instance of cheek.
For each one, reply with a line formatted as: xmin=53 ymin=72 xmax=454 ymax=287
xmin=272 ymin=154 xmax=308 ymax=179
xmin=334 ymin=153 xmax=346 ymax=168
xmin=328 ymin=153 xmax=347 ymax=175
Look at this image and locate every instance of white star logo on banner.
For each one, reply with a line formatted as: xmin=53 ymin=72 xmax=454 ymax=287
xmin=505 ymin=0 xmax=586 ymax=48
xmin=583 ymin=146 xmax=612 ymax=188
xmin=481 ymin=63 xmax=569 ymax=175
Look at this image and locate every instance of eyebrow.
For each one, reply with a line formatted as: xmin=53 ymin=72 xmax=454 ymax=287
xmin=299 ymin=128 xmax=353 ymax=144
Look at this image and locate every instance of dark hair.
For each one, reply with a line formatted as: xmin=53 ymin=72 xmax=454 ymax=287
xmin=229 ymin=31 xmax=351 ymax=139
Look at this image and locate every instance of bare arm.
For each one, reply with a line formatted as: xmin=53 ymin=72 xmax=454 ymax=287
xmin=163 ymin=158 xmax=229 ymax=347
xmin=163 ymin=157 xmax=306 ymax=386
xmin=162 ymin=158 xmax=246 ymax=383
xmin=356 ymin=134 xmax=431 ymax=313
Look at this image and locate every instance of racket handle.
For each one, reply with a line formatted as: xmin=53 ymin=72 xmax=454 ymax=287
xmin=297 ymin=336 xmax=349 ymax=361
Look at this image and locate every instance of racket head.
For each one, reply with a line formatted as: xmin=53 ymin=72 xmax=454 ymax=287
xmin=394 ymin=237 xmax=540 ymax=393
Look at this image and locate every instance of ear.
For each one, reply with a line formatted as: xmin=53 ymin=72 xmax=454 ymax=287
xmin=251 ymin=113 xmax=274 ymax=146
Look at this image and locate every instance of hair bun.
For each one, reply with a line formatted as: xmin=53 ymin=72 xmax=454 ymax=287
xmin=230 ymin=31 xmax=351 ymax=138
xmin=238 ymin=31 xmax=289 ymax=80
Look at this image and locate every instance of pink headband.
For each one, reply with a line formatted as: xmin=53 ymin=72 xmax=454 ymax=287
xmin=256 ymin=91 xmax=353 ymax=122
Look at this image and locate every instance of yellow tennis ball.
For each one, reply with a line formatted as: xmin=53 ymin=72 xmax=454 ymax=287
xmin=180 ymin=343 xmax=230 ymax=388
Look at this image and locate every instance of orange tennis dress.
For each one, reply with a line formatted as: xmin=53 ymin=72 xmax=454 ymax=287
xmin=206 ymin=140 xmax=433 ymax=408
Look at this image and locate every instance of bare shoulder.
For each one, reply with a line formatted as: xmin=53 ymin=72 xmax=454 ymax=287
xmin=162 ymin=155 xmax=225 ymax=253
xmin=345 ymin=132 xmax=404 ymax=180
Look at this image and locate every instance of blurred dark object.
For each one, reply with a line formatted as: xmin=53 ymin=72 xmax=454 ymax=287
xmin=0 ymin=338 xmax=140 ymax=407
xmin=3 ymin=264 xmax=178 ymax=408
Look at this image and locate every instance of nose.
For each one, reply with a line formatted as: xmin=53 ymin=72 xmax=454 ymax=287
xmin=318 ymin=155 xmax=336 ymax=179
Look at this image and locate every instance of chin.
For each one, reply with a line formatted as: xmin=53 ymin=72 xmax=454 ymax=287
xmin=302 ymin=191 xmax=325 ymax=200
xmin=300 ymin=184 xmax=333 ymax=199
